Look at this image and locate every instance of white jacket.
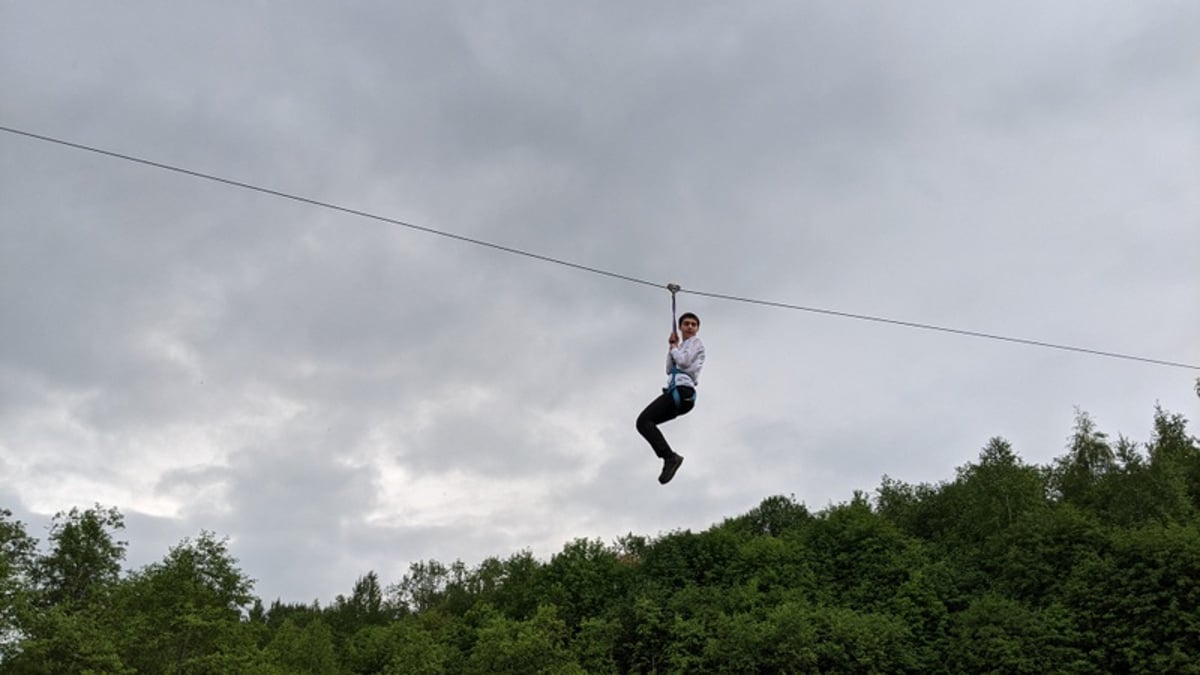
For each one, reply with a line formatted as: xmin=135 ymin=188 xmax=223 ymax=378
xmin=665 ymin=336 xmax=705 ymax=388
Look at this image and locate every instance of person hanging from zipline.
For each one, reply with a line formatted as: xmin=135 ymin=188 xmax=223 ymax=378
xmin=637 ymin=284 xmax=705 ymax=485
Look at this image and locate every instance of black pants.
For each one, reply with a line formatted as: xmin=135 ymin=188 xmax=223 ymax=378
xmin=636 ymin=387 xmax=695 ymax=459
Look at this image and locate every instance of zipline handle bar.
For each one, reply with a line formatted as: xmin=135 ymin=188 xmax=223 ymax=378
xmin=667 ymin=283 xmax=681 ymax=335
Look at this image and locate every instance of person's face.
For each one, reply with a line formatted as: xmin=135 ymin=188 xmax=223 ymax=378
xmin=679 ymin=317 xmax=699 ymax=340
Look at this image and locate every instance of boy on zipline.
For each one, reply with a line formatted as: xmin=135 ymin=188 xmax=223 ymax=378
xmin=636 ymin=309 xmax=705 ymax=484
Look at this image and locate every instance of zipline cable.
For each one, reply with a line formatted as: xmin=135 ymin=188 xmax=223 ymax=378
xmin=681 ymin=288 xmax=1200 ymax=371
xmin=0 ymin=125 xmax=661 ymax=292
xmin=2 ymin=124 xmax=1197 ymax=372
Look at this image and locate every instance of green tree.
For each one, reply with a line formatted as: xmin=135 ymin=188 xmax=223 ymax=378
xmin=465 ymin=604 xmax=582 ymax=675
xmin=339 ymin=571 xmax=388 ymax=623
xmin=1073 ymin=407 xmax=1198 ymax=526
xmin=620 ymin=593 xmax=671 ymax=674
xmin=378 ymin=618 xmax=456 ymax=674
xmin=6 ymin=505 xmax=130 ymax=673
xmin=1146 ymin=405 xmax=1200 ymax=516
xmin=1064 ymin=523 xmax=1200 ymax=673
xmin=764 ymin=602 xmax=915 ymax=673
xmin=391 ymin=559 xmax=476 ymax=615
xmin=875 ymin=475 xmax=949 ymax=542
xmin=725 ymin=533 xmax=816 ymax=602
xmin=260 ymin=598 xmax=323 ymax=635
xmin=885 ymin=565 xmax=952 ymax=672
xmin=692 ymin=610 xmax=771 ymax=674
xmin=326 ymin=570 xmax=396 ymax=663
xmin=994 ymin=502 xmax=1103 ymax=604
xmin=877 ymin=438 xmax=1047 ymax=558
xmin=571 ymin=616 xmax=620 ymax=675
xmin=638 ymin=527 xmax=741 ymax=590
xmin=953 ymin=438 xmax=1049 ymax=544
xmin=803 ymin=493 xmax=918 ymax=610
xmin=535 ymin=538 xmax=624 ymax=628
xmin=947 ymin=594 xmax=1087 ymax=674
xmin=2 ymin=604 xmax=132 ymax=674
xmin=1086 ymin=434 xmax=1157 ymax=526
xmin=344 ymin=618 xmax=457 ymax=675
xmin=1051 ymin=411 xmax=1116 ymax=510
xmin=266 ymin=617 xmax=338 ymax=674
xmin=35 ymin=504 xmax=126 ymax=609
xmin=0 ymin=509 xmax=36 ymax=661
xmin=113 ymin=531 xmax=259 ymax=673
xmin=474 ymin=550 xmax=542 ymax=620
xmin=722 ymin=494 xmax=810 ymax=537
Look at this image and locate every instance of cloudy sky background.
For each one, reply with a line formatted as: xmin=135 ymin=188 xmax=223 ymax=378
xmin=2 ymin=1 xmax=1197 ymax=604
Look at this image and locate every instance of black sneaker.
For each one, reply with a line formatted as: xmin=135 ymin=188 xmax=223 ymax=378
xmin=658 ymin=454 xmax=684 ymax=484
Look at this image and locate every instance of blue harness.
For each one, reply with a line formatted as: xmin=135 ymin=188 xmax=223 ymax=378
xmin=668 ymin=365 xmax=696 ymax=410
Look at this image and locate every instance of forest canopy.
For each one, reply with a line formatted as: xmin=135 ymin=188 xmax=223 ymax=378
xmin=2 ymin=404 xmax=1199 ymax=673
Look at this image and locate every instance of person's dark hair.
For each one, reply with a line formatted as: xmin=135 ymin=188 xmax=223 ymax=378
xmin=678 ymin=312 xmax=700 ymax=328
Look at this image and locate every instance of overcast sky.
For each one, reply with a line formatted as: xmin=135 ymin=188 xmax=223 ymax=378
xmin=2 ymin=2 xmax=1197 ymax=605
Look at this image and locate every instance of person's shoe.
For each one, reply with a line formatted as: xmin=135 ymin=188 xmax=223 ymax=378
xmin=658 ymin=454 xmax=684 ymax=484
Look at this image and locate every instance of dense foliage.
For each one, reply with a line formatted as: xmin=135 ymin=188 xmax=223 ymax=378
xmin=2 ymin=405 xmax=1199 ymax=673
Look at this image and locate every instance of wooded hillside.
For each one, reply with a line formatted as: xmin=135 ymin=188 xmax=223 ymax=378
xmin=2 ymin=405 xmax=1198 ymax=673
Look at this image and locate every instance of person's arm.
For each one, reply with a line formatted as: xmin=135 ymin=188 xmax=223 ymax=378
xmin=670 ymin=338 xmax=704 ymax=371
xmin=665 ymin=332 xmax=680 ymax=373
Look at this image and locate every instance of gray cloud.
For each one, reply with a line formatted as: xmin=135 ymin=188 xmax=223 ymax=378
xmin=2 ymin=1 xmax=1197 ymax=604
